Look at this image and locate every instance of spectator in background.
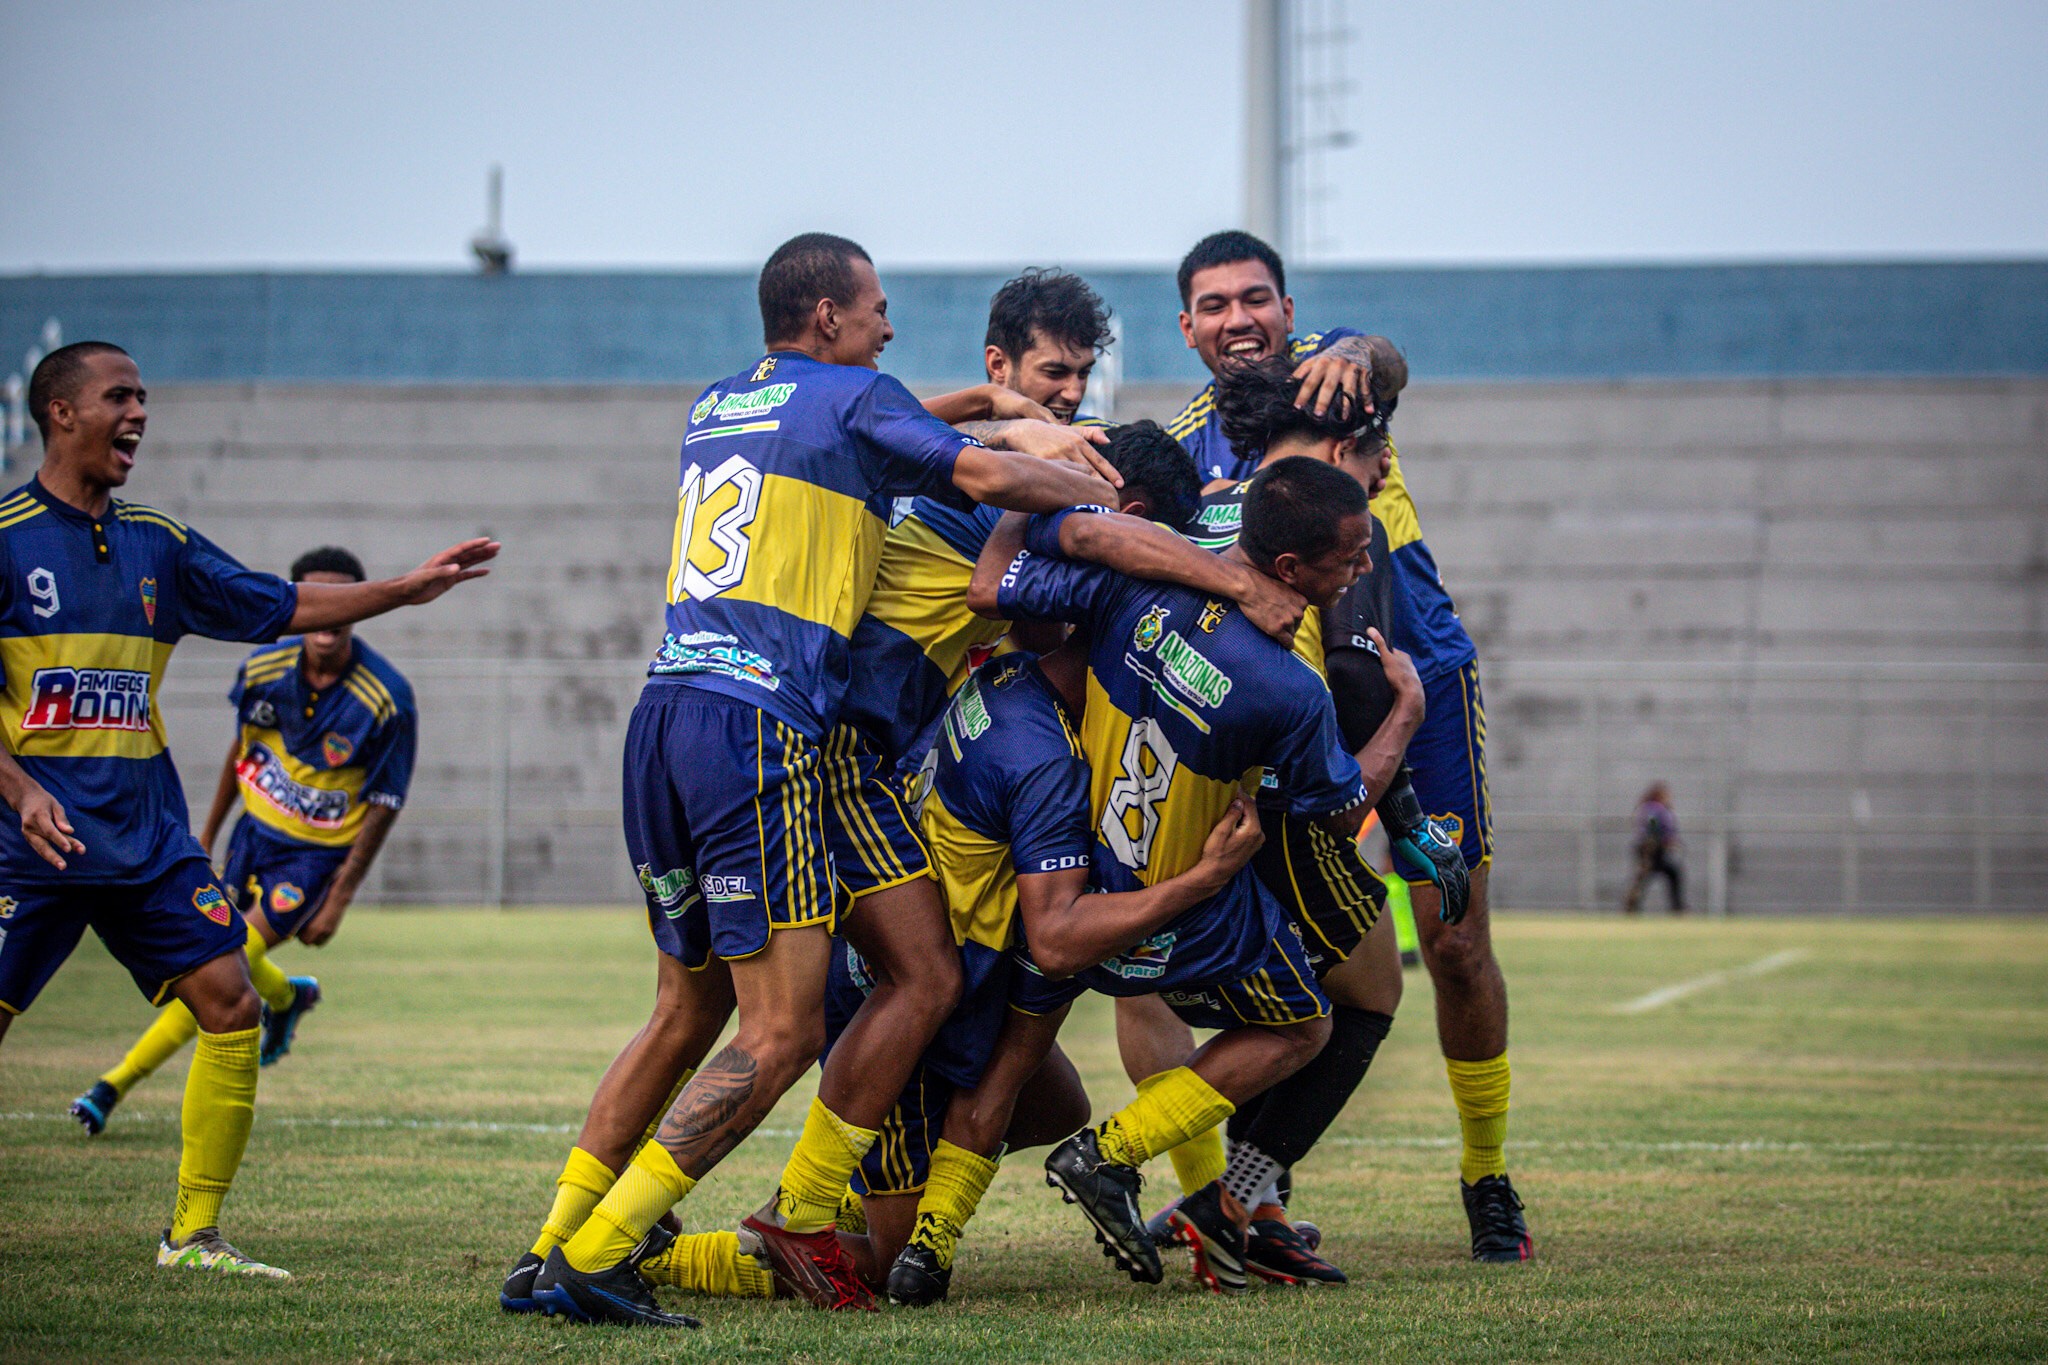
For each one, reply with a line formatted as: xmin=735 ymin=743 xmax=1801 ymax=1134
xmin=1624 ymin=783 xmax=1686 ymax=914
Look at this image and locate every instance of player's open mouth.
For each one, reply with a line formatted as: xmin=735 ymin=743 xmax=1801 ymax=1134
xmin=112 ymin=433 xmax=142 ymax=459
xmin=1223 ymin=337 xmax=1267 ymax=360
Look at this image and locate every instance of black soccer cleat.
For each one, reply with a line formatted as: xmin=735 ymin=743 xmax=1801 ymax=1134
xmin=1144 ymin=1198 xmax=1188 ymax=1250
xmin=1166 ymin=1182 xmax=1249 ymax=1294
xmin=70 ymin=1080 xmax=120 ymax=1136
xmin=1462 ymin=1174 xmax=1533 ymax=1263
xmin=1245 ymin=1217 xmax=1346 ymax=1285
xmin=885 ymin=1240 xmax=952 ymax=1307
xmin=499 ymin=1251 xmax=544 ymax=1313
xmin=530 ymin=1225 xmax=700 ymax=1328
xmin=1044 ymin=1128 xmax=1162 ymax=1284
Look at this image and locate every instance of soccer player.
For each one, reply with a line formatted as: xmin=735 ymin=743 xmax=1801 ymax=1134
xmin=1126 ymin=355 xmax=1469 ymax=1288
xmin=916 ymin=268 xmax=1114 ymax=429
xmin=1165 ymin=231 xmax=1531 ymax=1262
xmin=71 ymin=545 xmax=416 ymax=1133
xmin=518 ymin=233 xmax=1120 ymax=1328
xmin=0 ymin=341 xmax=495 ymax=1277
xmin=924 ymin=456 xmax=1385 ymax=1288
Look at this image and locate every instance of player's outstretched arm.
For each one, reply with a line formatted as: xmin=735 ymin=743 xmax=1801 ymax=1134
xmin=297 ymin=803 xmax=398 ymax=947
xmin=1019 ymin=797 xmax=1264 ymax=979
xmin=198 ymin=735 xmax=241 ymax=856
xmin=949 ymin=445 xmax=1118 ymax=518
xmin=0 ymin=749 xmax=82 ymax=870
xmin=922 ymin=385 xmax=1055 ymax=425
xmin=1047 ymin=508 xmax=1306 ymax=647
xmin=957 ymin=417 xmax=1123 ymax=488
xmin=290 ymin=537 xmax=500 ymax=632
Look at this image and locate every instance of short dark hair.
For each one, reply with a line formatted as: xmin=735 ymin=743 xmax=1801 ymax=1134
xmin=758 ymin=233 xmax=873 ymax=346
xmin=1214 ymin=355 xmax=1392 ymax=463
xmin=1240 ymin=456 xmax=1369 ymax=567
xmin=1177 ymin=230 xmax=1286 ymax=308
xmin=984 ymin=269 xmax=1114 ymax=361
xmin=1099 ymin=421 xmax=1201 ymax=532
xmin=26 ymin=341 xmax=130 ymax=442
xmin=291 ymin=546 xmax=366 ymax=582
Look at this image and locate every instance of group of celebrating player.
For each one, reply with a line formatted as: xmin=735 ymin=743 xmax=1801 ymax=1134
xmin=0 ymin=227 xmax=1527 ymax=1316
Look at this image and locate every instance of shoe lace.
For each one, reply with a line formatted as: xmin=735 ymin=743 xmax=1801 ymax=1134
xmin=1473 ymin=1180 xmax=1526 ymax=1231
xmin=805 ymin=1230 xmax=873 ymax=1310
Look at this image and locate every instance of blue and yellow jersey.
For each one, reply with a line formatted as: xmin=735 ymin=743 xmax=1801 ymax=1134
xmin=840 ymin=498 xmax=1009 ymax=763
xmin=920 ymin=654 xmax=1093 ymax=957
xmin=649 ymin=352 xmax=982 ymax=739
xmin=994 ymin=518 xmax=1366 ymax=965
xmin=228 ymin=636 xmax=416 ymax=849
xmin=1166 ymin=332 xmax=1475 ymax=682
xmin=0 ymin=478 xmax=297 ymax=884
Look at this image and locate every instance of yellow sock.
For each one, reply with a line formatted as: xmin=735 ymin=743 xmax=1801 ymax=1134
xmin=836 ymin=1185 xmax=868 ymax=1235
xmin=910 ymin=1140 xmax=1000 ymax=1269
xmin=1446 ymin=1053 xmax=1511 ymax=1183
xmin=775 ymin=1097 xmax=879 ymax=1234
xmin=530 ymin=1146 xmax=618 ymax=1257
xmin=640 ymin=1230 xmax=774 ymax=1298
xmin=1096 ymin=1067 xmax=1234 ymax=1168
xmin=242 ymin=922 xmax=295 ymax=1015
xmin=1139 ymin=1071 xmax=1228 ymax=1196
xmin=170 ymin=1026 xmax=260 ymax=1243
xmin=562 ymin=1140 xmax=696 ymax=1272
xmin=104 ymin=1002 xmax=200 ymax=1096
xmin=630 ymin=1070 xmax=694 ymax=1158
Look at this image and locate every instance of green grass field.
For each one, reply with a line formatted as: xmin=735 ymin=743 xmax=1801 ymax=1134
xmin=2 ymin=910 xmax=2044 ymax=1363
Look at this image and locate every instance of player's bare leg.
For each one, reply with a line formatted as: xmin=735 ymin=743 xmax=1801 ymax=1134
xmin=576 ymin=955 xmax=737 ymax=1172
xmin=1411 ymin=863 xmax=1529 ymax=1261
xmin=824 ymin=876 xmax=964 ymax=1129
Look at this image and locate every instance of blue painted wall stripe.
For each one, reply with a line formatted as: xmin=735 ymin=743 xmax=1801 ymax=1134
xmin=3 ymin=262 xmax=2043 ymax=385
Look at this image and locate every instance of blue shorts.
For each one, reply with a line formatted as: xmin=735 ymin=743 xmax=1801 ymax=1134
xmin=623 ymin=681 xmax=835 ymax=970
xmin=0 ymin=856 xmax=244 ymax=1013
xmin=222 ymin=818 xmax=352 ymax=939
xmin=820 ymin=725 xmax=932 ymax=901
xmin=1405 ymin=660 xmax=1494 ymax=873
xmin=823 ymin=936 xmax=1015 ymax=1195
xmin=1010 ymin=884 xmax=1330 ymax=1030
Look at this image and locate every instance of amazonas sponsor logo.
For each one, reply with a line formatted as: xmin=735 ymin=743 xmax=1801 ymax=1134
xmin=708 ymin=383 xmax=796 ymax=422
xmin=237 ymin=742 xmax=352 ymax=829
xmin=21 ymin=667 xmax=152 ymax=732
xmin=636 ymin=863 xmax=701 ymax=917
xmin=1155 ymin=631 xmax=1232 ymax=708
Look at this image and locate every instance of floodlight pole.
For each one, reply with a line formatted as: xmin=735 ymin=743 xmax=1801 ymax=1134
xmin=1244 ymin=0 xmax=1287 ymax=248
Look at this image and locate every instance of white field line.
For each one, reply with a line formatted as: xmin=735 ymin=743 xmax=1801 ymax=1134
xmin=3 ymin=1111 xmax=2041 ymax=1155
xmin=1612 ymin=948 xmax=1811 ymax=1014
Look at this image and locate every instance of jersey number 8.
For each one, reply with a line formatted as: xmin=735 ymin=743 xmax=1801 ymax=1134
xmin=669 ymin=455 xmax=764 ymax=602
xmin=1101 ymin=717 xmax=1179 ymax=871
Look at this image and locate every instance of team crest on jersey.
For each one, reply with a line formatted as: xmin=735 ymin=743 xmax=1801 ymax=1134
xmin=691 ymin=390 xmax=720 ymax=424
xmin=0 ymin=896 xmax=15 ymax=920
xmin=138 ymin=577 xmax=158 ymax=626
xmin=22 ymin=668 xmax=152 ymax=732
xmin=322 ymin=732 xmax=354 ymax=767
xmin=1198 ymin=601 xmax=1228 ymax=633
xmin=270 ymin=882 xmax=305 ymax=914
xmin=751 ymin=356 xmax=777 ymax=382
xmin=1431 ymin=813 xmax=1466 ymax=845
xmin=192 ymin=885 xmax=232 ymax=926
xmin=1132 ymin=606 xmax=1169 ymax=652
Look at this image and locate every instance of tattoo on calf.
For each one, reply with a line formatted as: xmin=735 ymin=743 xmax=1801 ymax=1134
xmin=657 ymin=1042 xmax=760 ymax=1177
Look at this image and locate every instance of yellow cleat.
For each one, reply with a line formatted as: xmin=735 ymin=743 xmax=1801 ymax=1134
xmin=156 ymin=1228 xmax=292 ymax=1279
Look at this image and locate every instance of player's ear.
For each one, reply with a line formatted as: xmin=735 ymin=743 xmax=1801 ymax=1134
xmin=813 ymin=294 xmax=839 ymax=342
xmin=986 ymin=345 xmax=1010 ymax=386
xmin=1281 ymin=294 xmax=1295 ymax=334
xmin=1179 ymin=311 xmax=1198 ymax=349
xmin=1117 ymin=495 xmax=1150 ymax=522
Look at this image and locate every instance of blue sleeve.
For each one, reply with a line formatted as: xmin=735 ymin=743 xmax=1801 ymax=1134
xmin=1006 ymin=753 xmax=1094 ymax=876
xmin=1294 ymin=326 xmax=1364 ymax=360
xmin=1021 ymin=506 xmax=1116 ymax=560
xmin=228 ymin=657 xmax=249 ymax=709
xmin=992 ymin=544 xmax=1123 ymax=627
xmin=1272 ymin=680 xmax=1369 ymax=818
xmin=852 ymin=374 xmax=980 ymax=502
xmin=360 ymin=708 xmax=417 ymax=808
xmin=173 ymin=528 xmax=298 ymax=643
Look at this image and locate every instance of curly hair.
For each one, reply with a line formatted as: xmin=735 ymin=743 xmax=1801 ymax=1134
xmin=1099 ymin=421 xmax=1201 ymax=532
xmin=1215 ymin=355 xmax=1390 ymax=463
xmin=984 ymin=268 xmax=1114 ymax=361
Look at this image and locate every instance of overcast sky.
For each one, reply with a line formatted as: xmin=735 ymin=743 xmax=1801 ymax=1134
xmin=3 ymin=0 xmax=2044 ymax=273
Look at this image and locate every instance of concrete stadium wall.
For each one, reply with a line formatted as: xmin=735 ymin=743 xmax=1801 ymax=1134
xmin=50 ymin=375 xmax=2043 ymax=913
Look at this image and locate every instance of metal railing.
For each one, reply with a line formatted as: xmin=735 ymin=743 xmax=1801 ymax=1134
xmin=153 ymin=654 xmax=2048 ymax=913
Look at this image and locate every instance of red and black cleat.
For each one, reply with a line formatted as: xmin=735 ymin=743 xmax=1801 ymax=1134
xmin=738 ymin=1207 xmax=877 ymax=1311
